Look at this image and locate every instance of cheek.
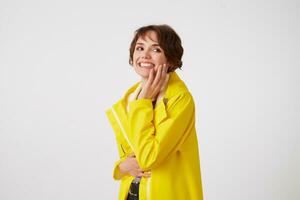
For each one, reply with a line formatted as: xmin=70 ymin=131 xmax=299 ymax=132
xmin=156 ymin=57 xmax=168 ymax=66
xmin=155 ymin=53 xmax=167 ymax=62
xmin=132 ymin=53 xmax=137 ymax=59
xmin=132 ymin=55 xmax=138 ymax=63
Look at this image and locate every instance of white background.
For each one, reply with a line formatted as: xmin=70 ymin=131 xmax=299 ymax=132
xmin=0 ymin=0 xmax=299 ymax=199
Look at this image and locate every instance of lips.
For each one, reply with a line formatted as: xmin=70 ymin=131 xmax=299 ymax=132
xmin=138 ymin=62 xmax=155 ymax=68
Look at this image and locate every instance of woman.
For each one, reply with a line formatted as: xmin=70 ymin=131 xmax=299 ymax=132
xmin=106 ymin=24 xmax=203 ymax=200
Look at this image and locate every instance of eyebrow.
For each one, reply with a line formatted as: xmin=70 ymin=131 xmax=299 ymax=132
xmin=136 ymin=42 xmax=160 ymax=47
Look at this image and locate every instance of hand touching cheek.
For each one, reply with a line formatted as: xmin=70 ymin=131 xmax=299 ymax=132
xmin=138 ymin=64 xmax=169 ymax=100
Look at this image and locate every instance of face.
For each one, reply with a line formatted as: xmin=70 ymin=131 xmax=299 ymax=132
xmin=132 ymin=31 xmax=169 ymax=79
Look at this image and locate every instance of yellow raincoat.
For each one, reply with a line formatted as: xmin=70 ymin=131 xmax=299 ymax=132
xmin=106 ymin=71 xmax=203 ymax=200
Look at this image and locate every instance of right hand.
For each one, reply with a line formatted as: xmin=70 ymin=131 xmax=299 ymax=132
xmin=138 ymin=64 xmax=169 ymax=100
xmin=118 ymin=154 xmax=151 ymax=178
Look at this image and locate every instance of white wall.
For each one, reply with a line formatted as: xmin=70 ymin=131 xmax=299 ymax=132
xmin=0 ymin=0 xmax=299 ymax=199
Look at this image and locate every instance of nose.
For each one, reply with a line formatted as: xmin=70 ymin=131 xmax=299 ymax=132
xmin=141 ymin=49 xmax=151 ymax=59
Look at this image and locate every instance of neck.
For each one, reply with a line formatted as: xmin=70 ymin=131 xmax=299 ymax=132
xmin=141 ymin=76 xmax=147 ymax=86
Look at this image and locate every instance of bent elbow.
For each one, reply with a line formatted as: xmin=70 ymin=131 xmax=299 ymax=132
xmin=136 ymin=149 xmax=160 ymax=171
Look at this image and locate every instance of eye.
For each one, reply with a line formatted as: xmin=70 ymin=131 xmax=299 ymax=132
xmin=135 ymin=46 xmax=143 ymax=51
xmin=152 ymin=48 xmax=162 ymax=53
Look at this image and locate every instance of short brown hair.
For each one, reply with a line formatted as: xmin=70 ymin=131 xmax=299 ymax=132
xmin=129 ymin=24 xmax=184 ymax=72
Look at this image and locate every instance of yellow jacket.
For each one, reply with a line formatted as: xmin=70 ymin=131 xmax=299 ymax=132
xmin=106 ymin=72 xmax=203 ymax=200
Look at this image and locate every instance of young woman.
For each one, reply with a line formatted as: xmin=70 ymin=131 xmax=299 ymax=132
xmin=106 ymin=24 xmax=203 ymax=200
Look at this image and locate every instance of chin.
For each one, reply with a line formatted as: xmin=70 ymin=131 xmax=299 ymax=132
xmin=134 ymin=67 xmax=153 ymax=79
xmin=137 ymin=71 xmax=150 ymax=79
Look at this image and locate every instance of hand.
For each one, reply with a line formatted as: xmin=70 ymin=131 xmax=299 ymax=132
xmin=138 ymin=64 xmax=169 ymax=100
xmin=118 ymin=154 xmax=151 ymax=178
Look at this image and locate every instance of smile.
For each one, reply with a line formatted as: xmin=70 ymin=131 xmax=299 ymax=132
xmin=138 ymin=62 xmax=155 ymax=68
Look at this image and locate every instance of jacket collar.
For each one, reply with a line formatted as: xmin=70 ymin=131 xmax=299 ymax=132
xmin=108 ymin=71 xmax=185 ymax=153
xmin=112 ymin=71 xmax=185 ymax=126
xmin=122 ymin=71 xmax=182 ymax=104
xmin=126 ymin=72 xmax=170 ymax=111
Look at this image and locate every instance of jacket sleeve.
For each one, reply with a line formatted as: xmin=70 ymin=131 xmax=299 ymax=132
xmin=127 ymin=92 xmax=195 ymax=171
xmin=112 ymin=139 xmax=127 ymax=180
xmin=105 ymin=109 xmax=129 ymax=180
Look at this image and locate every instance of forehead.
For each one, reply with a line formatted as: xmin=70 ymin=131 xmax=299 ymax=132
xmin=136 ymin=30 xmax=159 ymax=44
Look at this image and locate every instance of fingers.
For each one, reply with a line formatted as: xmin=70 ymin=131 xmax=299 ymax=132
xmin=134 ymin=169 xmax=151 ymax=178
xmin=128 ymin=157 xmax=152 ymax=178
xmin=127 ymin=163 xmax=151 ymax=177
xmin=159 ymin=64 xmax=168 ymax=86
xmin=120 ymin=156 xmax=152 ymax=178
xmin=161 ymin=65 xmax=169 ymax=90
xmin=140 ymin=63 xmax=168 ymax=100
xmin=124 ymin=157 xmax=151 ymax=178
xmin=160 ymin=64 xmax=168 ymax=87
xmin=152 ymin=64 xmax=168 ymax=94
xmin=147 ymin=68 xmax=155 ymax=86
xmin=128 ymin=157 xmax=140 ymax=168
xmin=152 ymin=64 xmax=163 ymax=86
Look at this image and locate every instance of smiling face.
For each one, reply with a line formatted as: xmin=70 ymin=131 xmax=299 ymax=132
xmin=132 ymin=31 xmax=169 ymax=79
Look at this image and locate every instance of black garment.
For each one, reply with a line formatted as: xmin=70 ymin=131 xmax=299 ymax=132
xmin=126 ymin=181 xmax=140 ymax=200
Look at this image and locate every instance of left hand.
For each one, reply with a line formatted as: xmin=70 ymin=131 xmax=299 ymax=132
xmin=138 ymin=64 xmax=169 ymax=100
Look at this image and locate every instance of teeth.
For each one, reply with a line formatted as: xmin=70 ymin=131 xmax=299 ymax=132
xmin=139 ymin=62 xmax=155 ymax=68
